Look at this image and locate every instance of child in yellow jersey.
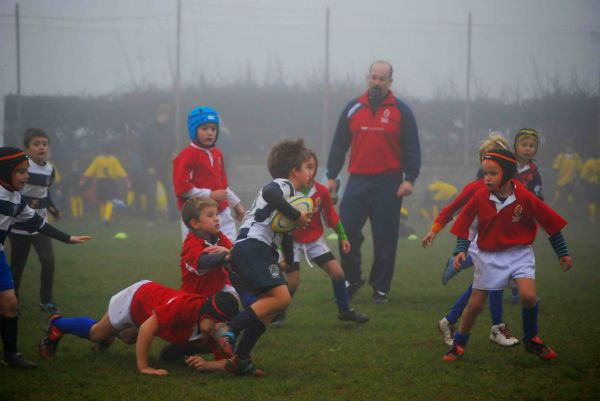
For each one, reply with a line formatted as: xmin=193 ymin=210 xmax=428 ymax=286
xmin=421 ymin=180 xmax=458 ymax=221
xmin=580 ymin=157 xmax=600 ymax=223
xmin=80 ymin=147 xmax=131 ymax=225
xmin=552 ymin=148 xmax=582 ymax=205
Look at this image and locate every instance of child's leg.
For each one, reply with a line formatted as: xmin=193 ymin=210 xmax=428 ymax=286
xmin=271 ymin=267 xmax=299 ymax=325
xmin=516 ymin=277 xmax=556 ymax=360
xmin=516 ymin=278 xmax=538 ymax=340
xmin=441 ymin=254 xmax=474 ymax=285
xmin=40 ymin=312 xmax=118 ymax=358
xmin=70 ymin=196 xmax=78 ymax=217
xmin=227 ymin=286 xmax=290 ymax=362
xmin=320 ymin=259 xmax=349 ymax=311
xmin=445 ymin=284 xmax=472 ymax=325
xmin=488 ymin=288 xmax=519 ymax=346
xmin=31 ymin=234 xmax=56 ymax=306
xmin=456 ymin=289 xmax=488 ymax=346
xmin=488 ymin=289 xmax=504 ymax=325
xmin=7 ymin=234 xmax=32 ymax=297
xmin=251 ymin=285 xmax=291 ymax=323
xmin=438 ymin=284 xmax=473 ymax=346
xmin=0 ymin=289 xmax=20 ymax=356
xmin=104 ymin=201 xmax=114 ymax=222
xmin=285 ymin=269 xmax=300 ymax=297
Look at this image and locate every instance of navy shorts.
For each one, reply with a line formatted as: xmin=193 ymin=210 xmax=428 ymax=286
xmin=0 ymin=251 xmax=15 ymax=291
xmin=231 ymin=239 xmax=286 ymax=296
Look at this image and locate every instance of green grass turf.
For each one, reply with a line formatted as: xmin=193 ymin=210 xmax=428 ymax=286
xmin=2 ymin=213 xmax=599 ymax=401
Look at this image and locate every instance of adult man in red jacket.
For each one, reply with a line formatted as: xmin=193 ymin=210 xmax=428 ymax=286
xmin=326 ymin=60 xmax=421 ymax=304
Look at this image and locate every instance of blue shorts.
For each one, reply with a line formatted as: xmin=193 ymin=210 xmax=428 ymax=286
xmin=0 ymin=251 xmax=15 ymax=292
xmin=231 ymin=239 xmax=286 ymax=296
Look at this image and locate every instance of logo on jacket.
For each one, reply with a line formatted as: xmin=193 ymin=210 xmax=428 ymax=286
xmin=268 ymin=264 xmax=280 ymax=278
xmin=314 ymin=196 xmax=322 ymax=213
xmin=381 ymin=109 xmax=390 ymax=124
xmin=512 ymin=204 xmax=523 ymax=222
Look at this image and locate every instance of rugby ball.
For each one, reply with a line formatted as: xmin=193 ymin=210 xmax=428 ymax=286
xmin=271 ymin=195 xmax=313 ymax=233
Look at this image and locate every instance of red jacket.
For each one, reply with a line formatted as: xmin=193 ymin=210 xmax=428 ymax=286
xmin=130 ymin=282 xmax=208 ymax=345
xmin=293 ymin=182 xmax=339 ymax=244
xmin=180 ymin=231 xmax=232 ymax=298
xmin=172 ymin=143 xmax=229 ymax=211
xmin=327 ymin=90 xmax=421 ymax=182
xmin=450 ymin=180 xmax=567 ymax=251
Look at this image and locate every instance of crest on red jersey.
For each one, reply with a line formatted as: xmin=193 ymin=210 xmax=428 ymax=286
xmin=314 ymin=196 xmax=322 ymax=213
xmin=512 ymin=204 xmax=523 ymax=222
xmin=381 ymin=108 xmax=390 ymax=124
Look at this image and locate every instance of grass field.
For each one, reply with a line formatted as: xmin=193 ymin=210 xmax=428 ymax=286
xmin=2 ymin=210 xmax=599 ymax=401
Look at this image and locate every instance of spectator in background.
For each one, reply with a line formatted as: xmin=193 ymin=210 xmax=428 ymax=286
xmin=326 ymin=60 xmax=421 ymax=304
xmin=141 ymin=104 xmax=178 ymax=223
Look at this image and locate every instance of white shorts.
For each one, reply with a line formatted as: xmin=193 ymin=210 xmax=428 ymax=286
xmin=108 ymin=280 xmax=151 ymax=331
xmin=293 ymin=238 xmax=331 ymax=263
xmin=470 ymin=245 xmax=535 ymax=291
xmin=180 ymin=208 xmax=237 ymax=243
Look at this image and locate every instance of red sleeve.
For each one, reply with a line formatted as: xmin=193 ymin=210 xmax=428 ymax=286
xmin=433 ymin=179 xmax=483 ymax=232
xmin=172 ymin=147 xmax=195 ymax=198
xmin=216 ymin=148 xmax=229 ymax=188
xmin=450 ymin=189 xmax=481 ymax=239
xmin=180 ymin=235 xmax=207 ymax=270
xmin=527 ymin=191 xmax=567 ymax=236
xmin=317 ymin=183 xmax=339 ymax=228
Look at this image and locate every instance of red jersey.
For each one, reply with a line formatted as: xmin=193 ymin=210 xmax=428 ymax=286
xmin=180 ymin=231 xmax=232 ymax=298
xmin=130 ymin=282 xmax=207 ymax=345
xmin=432 ymin=179 xmax=485 ymax=232
xmin=450 ymin=180 xmax=567 ymax=251
xmin=172 ymin=143 xmax=229 ymax=210
xmin=293 ymin=181 xmax=339 ymax=243
xmin=347 ymin=91 xmax=405 ymax=175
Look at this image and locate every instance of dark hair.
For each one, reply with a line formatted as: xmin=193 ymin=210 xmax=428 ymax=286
xmin=267 ymin=138 xmax=310 ymax=179
xmin=198 ymin=292 xmax=240 ymax=322
xmin=23 ymin=128 xmax=49 ymax=147
xmin=181 ymin=196 xmax=219 ymax=229
xmin=306 ymin=148 xmax=318 ymax=175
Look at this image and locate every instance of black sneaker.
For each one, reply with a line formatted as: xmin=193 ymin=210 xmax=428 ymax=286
xmin=338 ymin=308 xmax=370 ymax=323
xmin=347 ymin=278 xmax=366 ymax=299
xmin=372 ymin=291 xmax=389 ymax=304
xmin=2 ymin=353 xmax=37 ymax=369
xmin=40 ymin=302 xmax=61 ymax=315
xmin=523 ymin=336 xmax=557 ymax=361
xmin=225 ymin=356 xmax=265 ymax=377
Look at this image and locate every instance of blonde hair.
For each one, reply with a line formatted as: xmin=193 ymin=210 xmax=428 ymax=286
xmin=479 ymin=132 xmax=509 ymax=162
xmin=181 ymin=197 xmax=218 ymax=229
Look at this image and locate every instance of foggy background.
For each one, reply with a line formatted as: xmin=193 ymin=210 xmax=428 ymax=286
xmin=0 ymin=0 xmax=599 ymax=217
xmin=1 ymin=0 xmax=598 ymax=98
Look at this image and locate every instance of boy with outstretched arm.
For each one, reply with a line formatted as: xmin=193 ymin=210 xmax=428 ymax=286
xmin=444 ymin=149 xmax=572 ymax=362
xmin=213 ymin=138 xmax=312 ymax=376
xmin=0 ymin=147 xmax=90 ymax=368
